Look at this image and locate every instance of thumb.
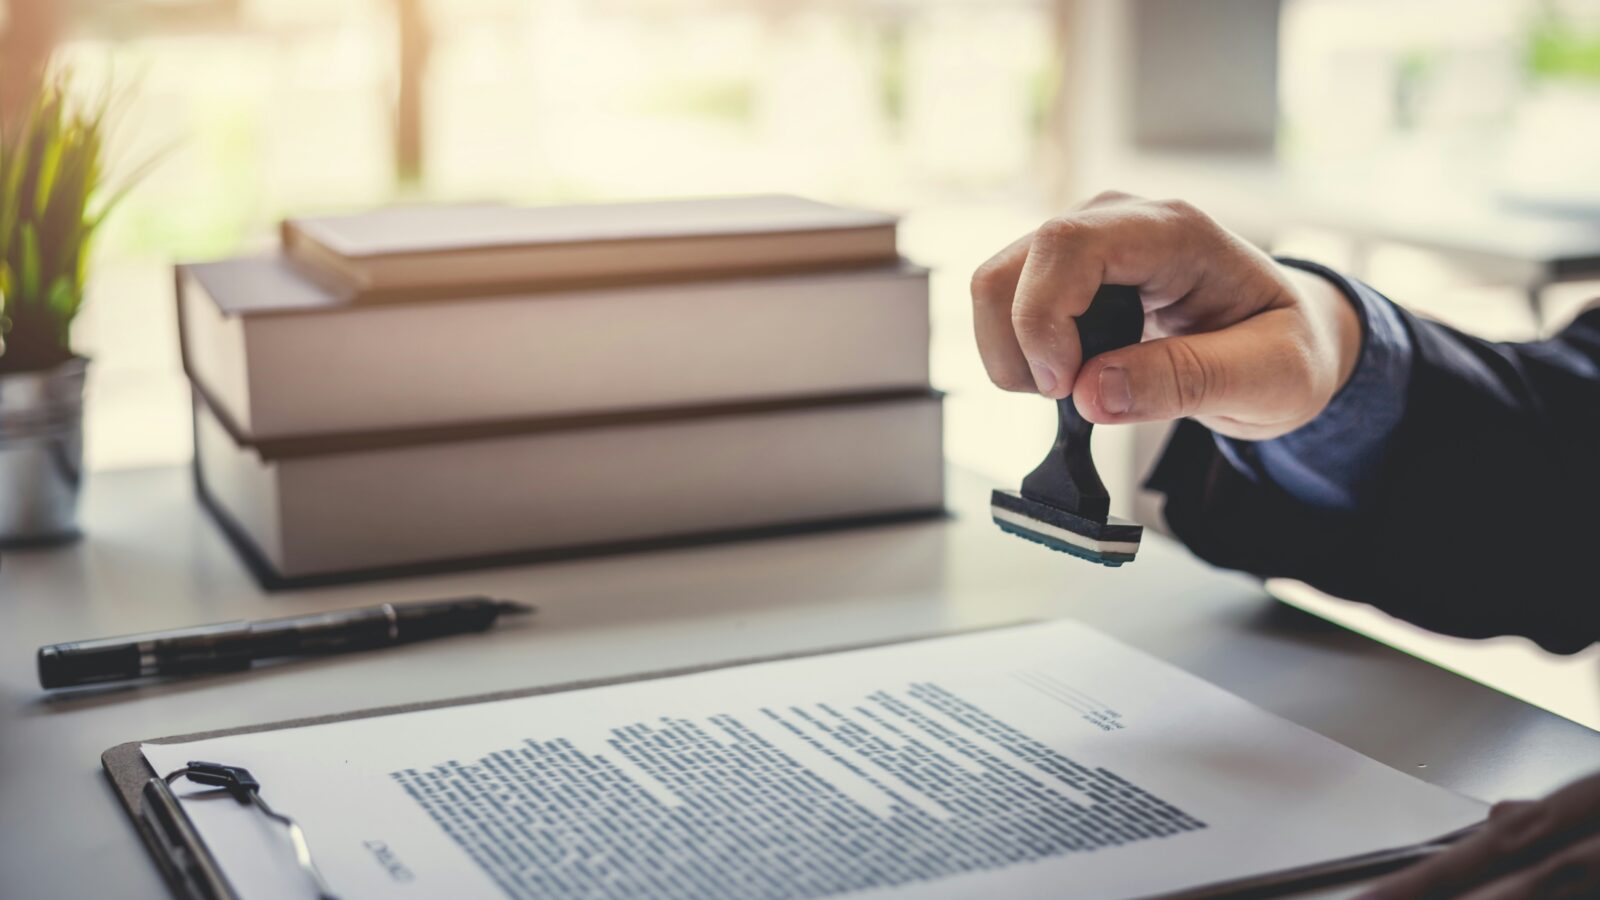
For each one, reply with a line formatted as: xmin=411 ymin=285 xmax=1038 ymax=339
xmin=1072 ymin=312 xmax=1315 ymax=434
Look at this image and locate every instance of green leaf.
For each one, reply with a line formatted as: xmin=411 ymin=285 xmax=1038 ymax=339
xmin=0 ymin=115 xmax=30 ymax=260
xmin=46 ymin=276 xmax=77 ymax=343
xmin=47 ymin=274 xmax=71 ymax=312
xmin=74 ymin=241 xmax=90 ymax=299
xmin=19 ymin=223 xmax=41 ymax=302
xmin=32 ymin=130 xmax=63 ymax=219
xmin=0 ymin=67 xmax=161 ymax=362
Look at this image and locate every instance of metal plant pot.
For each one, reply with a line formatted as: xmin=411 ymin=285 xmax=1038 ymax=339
xmin=0 ymin=357 xmax=87 ymax=545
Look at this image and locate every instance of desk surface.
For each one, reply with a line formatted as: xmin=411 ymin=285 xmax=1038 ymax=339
xmin=2 ymin=465 xmax=1596 ymax=899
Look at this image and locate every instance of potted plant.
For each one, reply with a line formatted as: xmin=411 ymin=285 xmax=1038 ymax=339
xmin=0 ymin=76 xmax=148 ymax=544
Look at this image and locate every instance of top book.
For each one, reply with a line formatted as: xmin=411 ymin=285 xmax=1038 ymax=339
xmin=281 ymin=194 xmax=899 ymax=295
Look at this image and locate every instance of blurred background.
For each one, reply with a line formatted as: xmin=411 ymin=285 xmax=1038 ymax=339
xmin=5 ymin=0 xmax=1599 ymax=720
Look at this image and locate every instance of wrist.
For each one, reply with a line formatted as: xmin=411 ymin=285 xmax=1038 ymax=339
xmin=1284 ymin=265 xmax=1363 ymax=402
xmin=1226 ymin=259 xmax=1414 ymax=513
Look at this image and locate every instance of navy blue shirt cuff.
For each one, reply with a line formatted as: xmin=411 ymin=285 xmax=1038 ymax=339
xmin=1212 ymin=260 xmax=1413 ymax=513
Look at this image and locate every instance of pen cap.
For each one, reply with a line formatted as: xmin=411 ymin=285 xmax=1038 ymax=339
xmin=37 ymin=641 xmax=141 ymax=689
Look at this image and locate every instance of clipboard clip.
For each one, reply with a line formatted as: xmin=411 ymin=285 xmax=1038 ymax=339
xmin=181 ymin=762 xmax=262 ymax=802
xmin=142 ymin=760 xmax=338 ymax=900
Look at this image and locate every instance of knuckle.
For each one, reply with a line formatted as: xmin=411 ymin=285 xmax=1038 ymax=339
xmin=1156 ymin=197 xmax=1202 ymax=219
xmin=1163 ymin=341 xmax=1214 ymax=415
xmin=1032 ymin=216 xmax=1080 ymax=250
xmin=1087 ymin=189 xmax=1136 ymax=207
xmin=969 ymin=262 xmax=1006 ymax=303
xmin=1010 ymin=305 xmax=1061 ymax=341
xmin=1487 ymin=804 xmax=1555 ymax=856
xmin=1489 ymin=800 xmax=1530 ymax=820
xmin=1155 ymin=198 xmax=1216 ymax=234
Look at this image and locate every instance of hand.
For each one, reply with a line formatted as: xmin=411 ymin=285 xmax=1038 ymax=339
xmin=969 ymin=192 xmax=1363 ymax=440
xmin=1358 ymin=770 xmax=1600 ymax=899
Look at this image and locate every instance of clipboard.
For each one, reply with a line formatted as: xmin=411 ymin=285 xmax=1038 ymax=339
xmin=102 ymin=626 xmax=1479 ymax=900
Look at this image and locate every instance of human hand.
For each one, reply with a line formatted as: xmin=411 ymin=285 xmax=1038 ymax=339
xmin=1358 ymin=770 xmax=1600 ymax=899
xmin=969 ymin=192 xmax=1363 ymax=440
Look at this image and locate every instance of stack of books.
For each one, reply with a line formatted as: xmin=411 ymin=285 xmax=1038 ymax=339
xmin=176 ymin=195 xmax=943 ymax=587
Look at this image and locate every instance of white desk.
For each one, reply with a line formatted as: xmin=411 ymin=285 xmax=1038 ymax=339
xmin=2 ymin=465 xmax=1595 ymax=898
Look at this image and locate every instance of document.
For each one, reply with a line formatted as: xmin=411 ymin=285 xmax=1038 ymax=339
xmin=142 ymin=621 xmax=1484 ymax=899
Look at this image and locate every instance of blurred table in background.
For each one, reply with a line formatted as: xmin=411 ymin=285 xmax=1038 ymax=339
xmin=1100 ymin=150 xmax=1600 ymax=330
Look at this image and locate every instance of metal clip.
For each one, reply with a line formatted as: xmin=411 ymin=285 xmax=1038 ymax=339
xmin=161 ymin=761 xmax=339 ymax=900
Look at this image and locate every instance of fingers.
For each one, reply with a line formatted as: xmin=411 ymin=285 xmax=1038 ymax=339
xmin=970 ymin=192 xmax=1301 ymax=412
xmin=1361 ymin=771 xmax=1600 ymax=900
xmin=971 ymin=231 xmax=1037 ymax=392
xmin=1007 ymin=218 xmax=1098 ymax=396
xmin=1535 ymin=770 xmax=1600 ymax=838
xmin=1009 ymin=201 xmax=1210 ymax=399
xmin=1490 ymin=800 xmax=1536 ymax=821
xmin=1358 ymin=830 xmax=1521 ymax=900
xmin=1070 ymin=310 xmax=1320 ymax=437
xmin=1458 ymin=831 xmax=1600 ymax=900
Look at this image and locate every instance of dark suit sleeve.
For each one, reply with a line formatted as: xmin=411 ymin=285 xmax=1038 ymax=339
xmin=1147 ymin=300 xmax=1600 ymax=655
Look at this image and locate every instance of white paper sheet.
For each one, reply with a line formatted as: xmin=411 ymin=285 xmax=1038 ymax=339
xmin=142 ymin=621 xmax=1484 ymax=900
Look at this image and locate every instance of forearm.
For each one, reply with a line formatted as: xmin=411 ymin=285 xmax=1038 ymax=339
xmin=1151 ymin=283 xmax=1600 ymax=653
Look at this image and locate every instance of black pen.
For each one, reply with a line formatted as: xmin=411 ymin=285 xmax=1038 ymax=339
xmin=37 ymin=596 xmax=535 ymax=689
